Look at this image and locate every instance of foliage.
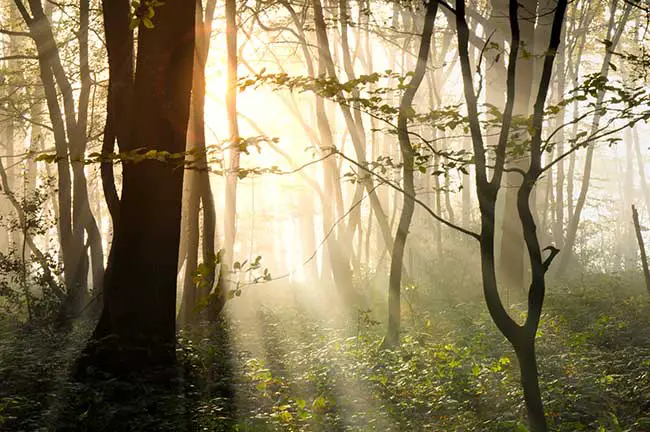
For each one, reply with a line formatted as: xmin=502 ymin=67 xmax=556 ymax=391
xmin=2 ymin=272 xmax=650 ymax=430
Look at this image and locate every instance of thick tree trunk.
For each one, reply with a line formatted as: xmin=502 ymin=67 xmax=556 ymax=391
xmin=82 ymin=0 xmax=196 ymax=374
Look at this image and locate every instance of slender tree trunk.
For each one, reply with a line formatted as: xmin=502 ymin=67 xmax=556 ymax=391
xmin=497 ymin=0 xmax=536 ymax=294
xmin=312 ymin=0 xmax=354 ymax=294
xmin=553 ymin=24 xmax=566 ymax=247
xmin=179 ymin=0 xmax=218 ymax=327
xmin=385 ymin=0 xmax=437 ymax=348
xmin=224 ymin=0 xmax=240 ymax=285
xmin=15 ymin=0 xmax=104 ymax=321
xmin=632 ymin=205 xmax=650 ymax=295
xmin=555 ymin=0 xmax=632 ymax=276
xmin=634 ymin=126 xmax=650 ymax=216
xmin=456 ymin=1 xmax=567 ymax=429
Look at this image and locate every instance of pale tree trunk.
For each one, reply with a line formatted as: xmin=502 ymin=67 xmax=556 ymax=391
xmin=497 ymin=0 xmax=536 ymax=294
xmin=312 ymin=0 xmax=354 ymax=294
xmin=2 ymin=15 xmax=21 ymax=253
xmin=552 ymin=24 xmax=566 ymax=248
xmin=634 ymin=126 xmax=650 ymax=216
xmin=223 ymin=0 xmax=240 ymax=289
xmin=554 ymin=0 xmax=632 ymax=276
xmin=13 ymin=0 xmax=104 ymax=321
xmin=315 ymin=0 xmax=394 ymax=258
xmin=178 ymin=0 xmax=218 ymax=328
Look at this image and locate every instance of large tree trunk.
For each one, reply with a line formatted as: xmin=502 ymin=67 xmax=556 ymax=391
xmin=82 ymin=0 xmax=196 ymax=374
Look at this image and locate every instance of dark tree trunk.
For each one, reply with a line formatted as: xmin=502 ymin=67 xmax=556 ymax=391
xmin=81 ymin=0 xmax=196 ymax=375
xmin=455 ymin=0 xmax=567 ymax=430
xmin=632 ymin=205 xmax=650 ymax=295
xmin=385 ymin=0 xmax=437 ymax=348
xmin=514 ymin=340 xmax=547 ymax=432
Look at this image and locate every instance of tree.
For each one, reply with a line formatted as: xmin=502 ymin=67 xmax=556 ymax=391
xmin=385 ymin=0 xmax=438 ymax=348
xmin=80 ymin=0 xmax=196 ymax=374
xmin=223 ymin=0 xmax=241 ymax=292
xmin=454 ymin=0 xmax=567 ymax=429
xmin=11 ymin=0 xmax=104 ymax=322
xmin=178 ymin=0 xmax=218 ymax=328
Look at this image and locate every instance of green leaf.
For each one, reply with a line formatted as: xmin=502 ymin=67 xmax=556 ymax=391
xmin=129 ymin=17 xmax=140 ymax=30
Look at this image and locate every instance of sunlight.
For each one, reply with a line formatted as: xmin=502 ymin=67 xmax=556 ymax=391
xmin=5 ymin=0 xmax=650 ymax=430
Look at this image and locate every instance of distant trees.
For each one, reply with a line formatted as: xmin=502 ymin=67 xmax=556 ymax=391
xmin=9 ymin=0 xmax=104 ymax=322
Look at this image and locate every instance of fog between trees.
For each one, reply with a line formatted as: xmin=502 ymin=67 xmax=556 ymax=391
xmin=2 ymin=0 xmax=650 ymax=430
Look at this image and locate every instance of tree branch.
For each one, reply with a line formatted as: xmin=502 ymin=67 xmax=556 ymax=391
xmin=335 ymin=148 xmax=480 ymax=240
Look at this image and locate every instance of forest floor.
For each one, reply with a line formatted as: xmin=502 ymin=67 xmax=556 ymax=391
xmin=2 ymin=271 xmax=650 ymax=431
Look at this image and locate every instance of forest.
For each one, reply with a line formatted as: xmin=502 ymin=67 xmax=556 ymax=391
xmin=2 ymin=0 xmax=650 ymax=430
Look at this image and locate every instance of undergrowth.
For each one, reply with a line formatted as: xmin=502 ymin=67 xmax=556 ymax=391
xmin=2 ymin=271 xmax=650 ymax=431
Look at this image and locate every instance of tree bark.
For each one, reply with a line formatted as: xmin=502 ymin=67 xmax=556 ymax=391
xmin=82 ymin=0 xmax=196 ymax=374
xmin=223 ymin=0 xmax=240 ymax=286
xmin=178 ymin=0 xmax=218 ymax=328
xmin=455 ymin=0 xmax=567 ymax=429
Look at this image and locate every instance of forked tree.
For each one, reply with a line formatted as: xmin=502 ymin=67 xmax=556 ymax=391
xmin=453 ymin=0 xmax=567 ymax=429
